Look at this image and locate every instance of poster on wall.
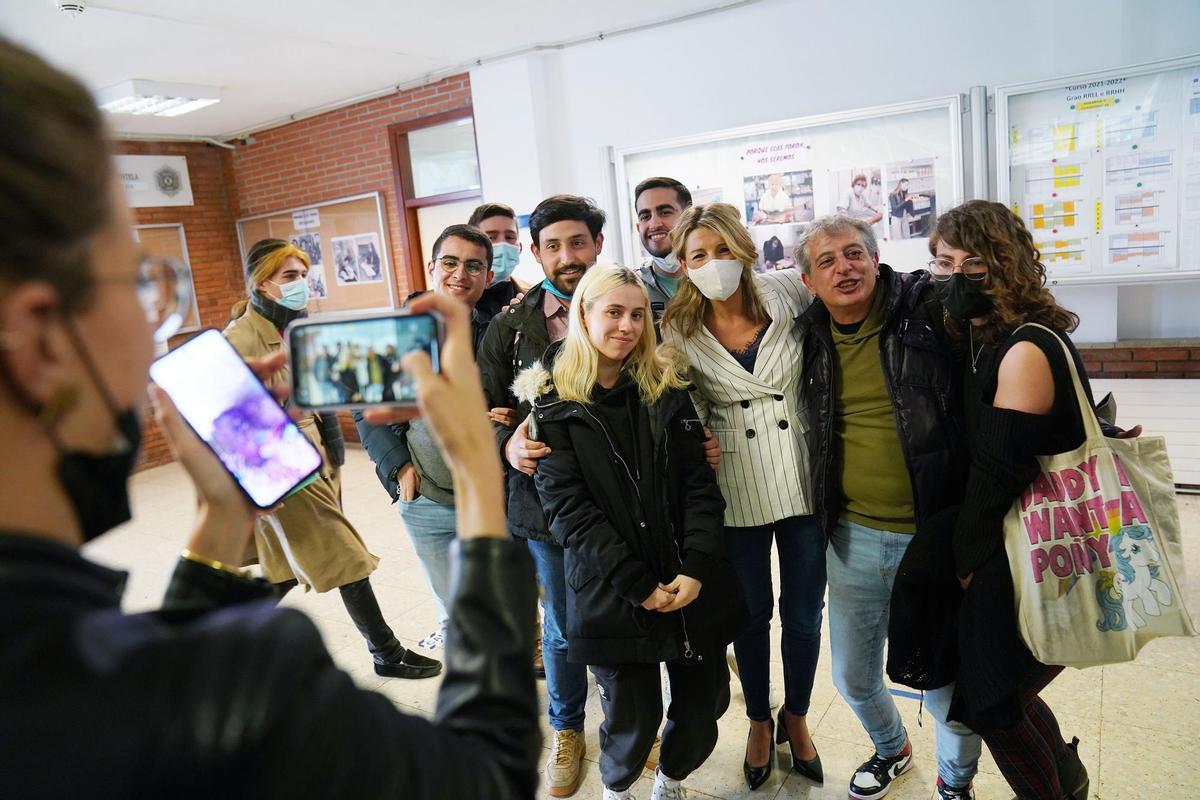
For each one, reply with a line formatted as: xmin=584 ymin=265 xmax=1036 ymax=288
xmin=884 ymin=159 xmax=937 ymax=240
xmin=751 ymin=223 xmax=804 ymax=272
xmin=117 ymin=155 xmax=194 ymax=208
xmin=613 ymin=96 xmax=963 ymax=272
xmin=745 ymin=170 xmax=814 ymax=225
xmin=288 ymin=233 xmax=328 ymax=299
xmin=998 ymin=55 xmax=1200 ymax=283
xmin=829 ymin=166 xmax=885 ymax=239
xmin=354 ymin=233 xmax=384 ymax=283
xmin=332 ymin=236 xmax=361 ymax=285
xmin=132 ymin=224 xmax=201 ymax=333
xmin=237 ymin=192 xmax=395 ymax=313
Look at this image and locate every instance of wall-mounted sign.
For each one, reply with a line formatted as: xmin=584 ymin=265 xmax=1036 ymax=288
xmin=292 ymin=208 xmax=320 ymax=229
xmin=116 ymin=155 xmax=194 ymax=208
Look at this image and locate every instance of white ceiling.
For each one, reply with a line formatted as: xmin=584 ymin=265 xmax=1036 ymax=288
xmin=1 ymin=0 xmax=755 ymax=139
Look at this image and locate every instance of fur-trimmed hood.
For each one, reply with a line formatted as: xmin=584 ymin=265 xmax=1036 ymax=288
xmin=511 ymin=359 xmax=554 ymax=407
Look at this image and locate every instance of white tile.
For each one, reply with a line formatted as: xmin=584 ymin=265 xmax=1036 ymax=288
xmin=91 ymin=455 xmax=1200 ymax=799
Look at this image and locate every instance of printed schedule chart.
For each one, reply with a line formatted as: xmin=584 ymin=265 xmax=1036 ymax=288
xmin=998 ymin=58 xmax=1200 ymax=283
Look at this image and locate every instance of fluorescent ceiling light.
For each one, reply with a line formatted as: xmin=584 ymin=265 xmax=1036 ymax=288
xmin=96 ymin=80 xmax=221 ymax=117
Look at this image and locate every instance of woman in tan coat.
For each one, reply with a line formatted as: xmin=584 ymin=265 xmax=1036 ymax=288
xmin=225 ymin=238 xmax=440 ymax=679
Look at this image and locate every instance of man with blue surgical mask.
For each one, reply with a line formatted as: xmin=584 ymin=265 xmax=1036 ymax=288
xmin=633 ymin=177 xmax=692 ymax=324
xmin=470 ymin=203 xmax=530 ymax=320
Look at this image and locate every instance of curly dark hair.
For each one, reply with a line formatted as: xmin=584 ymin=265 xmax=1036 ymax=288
xmin=929 ymin=200 xmax=1078 ymax=344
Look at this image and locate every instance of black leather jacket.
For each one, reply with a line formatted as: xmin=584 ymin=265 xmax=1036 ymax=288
xmin=477 ymin=283 xmax=557 ymax=543
xmin=0 ymin=533 xmax=539 ymax=799
xmin=796 ymin=265 xmax=968 ymax=537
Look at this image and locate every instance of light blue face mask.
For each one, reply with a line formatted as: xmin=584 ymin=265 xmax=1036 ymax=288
xmin=490 ymin=242 xmax=520 ymax=285
xmin=270 ymin=278 xmax=310 ymax=310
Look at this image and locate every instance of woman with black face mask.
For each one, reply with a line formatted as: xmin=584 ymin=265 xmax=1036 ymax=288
xmin=916 ymin=200 xmax=1110 ymax=800
xmin=0 ymin=37 xmax=539 ymax=799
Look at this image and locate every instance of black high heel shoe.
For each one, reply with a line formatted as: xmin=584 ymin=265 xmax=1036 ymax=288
xmin=777 ymin=707 xmax=823 ymax=784
xmin=742 ymin=717 xmax=775 ymax=791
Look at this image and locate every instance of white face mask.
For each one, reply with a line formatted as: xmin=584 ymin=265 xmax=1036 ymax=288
xmin=688 ymin=258 xmax=743 ymax=301
xmin=650 ymin=252 xmax=681 ymax=275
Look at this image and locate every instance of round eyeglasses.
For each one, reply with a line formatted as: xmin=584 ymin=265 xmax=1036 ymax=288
xmin=927 ymin=257 xmax=989 ymax=282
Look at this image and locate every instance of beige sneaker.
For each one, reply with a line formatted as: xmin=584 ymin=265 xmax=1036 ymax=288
xmin=545 ymin=728 xmax=586 ymax=797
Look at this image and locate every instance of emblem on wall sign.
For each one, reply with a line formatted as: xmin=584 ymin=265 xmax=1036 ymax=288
xmin=155 ymin=165 xmax=183 ymax=197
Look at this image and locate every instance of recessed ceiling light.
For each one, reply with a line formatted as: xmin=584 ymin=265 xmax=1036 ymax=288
xmin=96 ymin=80 xmax=221 ymax=117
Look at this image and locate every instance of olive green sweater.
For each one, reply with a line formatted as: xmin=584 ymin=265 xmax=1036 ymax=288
xmin=831 ymin=283 xmax=916 ymax=533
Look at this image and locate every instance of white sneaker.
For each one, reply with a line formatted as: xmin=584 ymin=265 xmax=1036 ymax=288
xmin=603 ymin=787 xmax=637 ymax=800
xmin=650 ymin=768 xmax=687 ymax=800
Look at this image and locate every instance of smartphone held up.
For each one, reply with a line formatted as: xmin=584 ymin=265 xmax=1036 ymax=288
xmin=149 ymin=330 xmax=323 ymax=509
xmin=287 ymin=311 xmax=442 ymax=411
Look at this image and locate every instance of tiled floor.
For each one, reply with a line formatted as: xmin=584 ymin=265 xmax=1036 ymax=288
xmin=85 ymin=449 xmax=1200 ymax=799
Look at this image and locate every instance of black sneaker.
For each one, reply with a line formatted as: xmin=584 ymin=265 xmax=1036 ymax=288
xmin=375 ymin=647 xmax=442 ymax=679
xmin=848 ymin=741 xmax=914 ymax=800
xmin=936 ymin=776 xmax=975 ymax=800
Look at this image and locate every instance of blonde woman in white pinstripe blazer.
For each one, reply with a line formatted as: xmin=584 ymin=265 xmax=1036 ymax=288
xmin=661 ymin=203 xmax=826 ymax=791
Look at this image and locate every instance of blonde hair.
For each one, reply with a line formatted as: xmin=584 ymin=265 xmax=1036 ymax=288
xmin=660 ymin=203 xmax=769 ymax=339
xmin=552 ymin=264 xmax=689 ymax=404
xmin=230 ymin=238 xmax=311 ymax=319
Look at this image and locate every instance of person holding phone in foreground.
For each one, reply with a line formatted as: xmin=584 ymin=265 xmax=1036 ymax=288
xmin=0 ymin=37 xmax=539 ymax=798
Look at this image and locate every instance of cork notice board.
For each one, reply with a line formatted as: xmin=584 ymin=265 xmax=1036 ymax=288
xmin=132 ymin=223 xmax=202 ymax=333
xmin=236 ymin=192 xmax=396 ymax=313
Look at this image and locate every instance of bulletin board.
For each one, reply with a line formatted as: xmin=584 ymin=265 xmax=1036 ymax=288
xmin=612 ymin=96 xmax=964 ymax=272
xmin=996 ymin=54 xmax=1200 ymax=285
xmin=236 ymin=192 xmax=396 ymax=313
xmin=132 ymin=223 xmax=201 ymax=333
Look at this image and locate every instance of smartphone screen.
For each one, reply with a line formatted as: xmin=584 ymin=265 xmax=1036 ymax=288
xmin=289 ymin=312 xmax=441 ymax=409
xmin=149 ymin=329 xmax=323 ymax=509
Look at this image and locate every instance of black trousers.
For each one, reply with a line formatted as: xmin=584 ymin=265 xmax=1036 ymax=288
xmin=590 ymin=649 xmax=731 ymax=792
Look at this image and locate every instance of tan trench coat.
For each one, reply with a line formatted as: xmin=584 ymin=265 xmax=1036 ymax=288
xmin=223 ymin=306 xmax=379 ymax=592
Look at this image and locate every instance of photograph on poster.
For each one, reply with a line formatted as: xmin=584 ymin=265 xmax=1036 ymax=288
xmin=306 ymin=263 xmax=328 ymax=299
xmin=751 ymin=223 xmax=805 ymax=272
xmin=289 ymin=232 xmax=323 ymax=268
xmin=354 ymin=233 xmax=384 ymax=283
xmin=744 ymin=171 xmax=813 ymax=226
xmin=884 ymin=159 xmax=937 ymax=240
xmin=692 ymin=187 xmax=724 ymax=206
xmin=332 ymin=236 xmax=360 ymax=285
xmin=830 ymin=166 xmax=885 ymax=237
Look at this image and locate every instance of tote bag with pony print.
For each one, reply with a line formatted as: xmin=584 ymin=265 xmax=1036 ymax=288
xmin=1003 ymin=325 xmax=1194 ymax=667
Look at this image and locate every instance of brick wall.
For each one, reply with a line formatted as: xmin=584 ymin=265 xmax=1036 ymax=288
xmin=116 ymin=141 xmax=244 ymax=470
xmin=127 ymin=74 xmax=472 ymax=467
xmin=229 ymin=73 xmax=472 ymax=299
xmin=1080 ymin=345 xmax=1200 ymax=379
xmin=229 ymin=74 xmax=471 ymax=447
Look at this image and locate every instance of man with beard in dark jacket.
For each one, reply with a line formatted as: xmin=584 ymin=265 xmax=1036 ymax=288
xmin=476 ymin=194 xmax=606 ymax=798
xmin=795 ymin=214 xmax=981 ymax=800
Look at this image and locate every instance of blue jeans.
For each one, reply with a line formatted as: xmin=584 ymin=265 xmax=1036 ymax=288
xmin=725 ymin=514 xmax=826 ymax=721
xmin=397 ymin=495 xmax=456 ymax=629
xmin=826 ymin=518 xmax=981 ymax=788
xmin=526 ymin=538 xmax=588 ymax=732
